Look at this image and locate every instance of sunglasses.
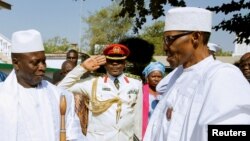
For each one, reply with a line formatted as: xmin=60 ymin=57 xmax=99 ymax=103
xmin=163 ymin=31 xmax=193 ymax=46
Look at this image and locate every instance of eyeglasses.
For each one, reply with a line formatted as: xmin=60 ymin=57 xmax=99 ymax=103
xmin=163 ymin=31 xmax=193 ymax=46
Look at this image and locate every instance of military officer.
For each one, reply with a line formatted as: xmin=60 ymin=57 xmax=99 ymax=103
xmin=58 ymin=44 xmax=142 ymax=141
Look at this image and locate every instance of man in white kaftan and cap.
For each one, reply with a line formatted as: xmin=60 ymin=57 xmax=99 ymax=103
xmin=144 ymin=7 xmax=250 ymax=141
xmin=0 ymin=29 xmax=85 ymax=141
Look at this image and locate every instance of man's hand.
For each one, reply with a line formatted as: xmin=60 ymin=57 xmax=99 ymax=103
xmin=80 ymin=55 xmax=106 ymax=71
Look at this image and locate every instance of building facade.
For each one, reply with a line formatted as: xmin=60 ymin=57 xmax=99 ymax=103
xmin=0 ymin=33 xmax=11 ymax=63
xmin=232 ymin=40 xmax=250 ymax=56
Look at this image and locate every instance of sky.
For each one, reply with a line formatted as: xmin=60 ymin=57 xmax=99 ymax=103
xmin=0 ymin=0 xmax=243 ymax=52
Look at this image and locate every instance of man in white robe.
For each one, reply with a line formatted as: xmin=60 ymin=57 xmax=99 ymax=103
xmin=144 ymin=7 xmax=250 ymax=141
xmin=0 ymin=29 xmax=85 ymax=141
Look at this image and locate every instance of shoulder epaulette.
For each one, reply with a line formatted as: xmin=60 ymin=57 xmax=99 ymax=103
xmin=124 ymin=73 xmax=141 ymax=81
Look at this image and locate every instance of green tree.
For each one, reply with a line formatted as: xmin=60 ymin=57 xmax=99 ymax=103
xmin=118 ymin=0 xmax=185 ymax=33
xmin=44 ymin=36 xmax=71 ymax=53
xmin=139 ymin=20 xmax=165 ymax=55
xmin=117 ymin=0 xmax=250 ymax=45
xmin=207 ymin=0 xmax=250 ymax=44
xmin=76 ymin=0 xmax=249 ymax=44
xmin=84 ymin=3 xmax=133 ymax=54
xmin=216 ymin=50 xmax=233 ymax=56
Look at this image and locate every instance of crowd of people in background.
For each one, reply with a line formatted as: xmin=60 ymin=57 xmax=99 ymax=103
xmin=52 ymin=49 xmax=79 ymax=84
xmin=0 ymin=6 xmax=250 ymax=141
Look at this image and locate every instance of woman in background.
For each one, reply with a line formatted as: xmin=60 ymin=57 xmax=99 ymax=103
xmin=142 ymin=62 xmax=165 ymax=138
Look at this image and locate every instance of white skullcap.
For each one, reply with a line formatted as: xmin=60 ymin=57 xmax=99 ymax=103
xmin=11 ymin=29 xmax=44 ymax=53
xmin=207 ymin=43 xmax=221 ymax=52
xmin=164 ymin=7 xmax=212 ymax=32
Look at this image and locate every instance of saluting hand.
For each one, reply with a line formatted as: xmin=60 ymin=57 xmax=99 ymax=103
xmin=81 ymin=55 xmax=106 ymax=71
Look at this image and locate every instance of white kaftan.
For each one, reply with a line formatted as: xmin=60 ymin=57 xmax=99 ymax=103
xmin=144 ymin=56 xmax=250 ymax=141
xmin=0 ymin=70 xmax=85 ymax=141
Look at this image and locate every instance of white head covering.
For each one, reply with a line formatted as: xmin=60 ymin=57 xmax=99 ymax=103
xmin=207 ymin=43 xmax=221 ymax=52
xmin=11 ymin=29 xmax=44 ymax=53
xmin=164 ymin=7 xmax=212 ymax=32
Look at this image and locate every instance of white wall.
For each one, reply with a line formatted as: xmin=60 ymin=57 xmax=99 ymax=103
xmin=46 ymin=59 xmax=65 ymax=69
xmin=0 ymin=33 xmax=11 ymax=59
xmin=233 ymin=40 xmax=250 ymax=56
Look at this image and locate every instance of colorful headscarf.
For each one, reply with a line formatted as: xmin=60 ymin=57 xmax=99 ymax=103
xmin=142 ymin=62 xmax=165 ymax=78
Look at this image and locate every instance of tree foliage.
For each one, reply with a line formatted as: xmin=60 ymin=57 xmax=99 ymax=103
xmin=139 ymin=20 xmax=165 ymax=55
xmin=216 ymin=50 xmax=233 ymax=56
xmin=118 ymin=0 xmax=185 ymax=33
xmin=44 ymin=36 xmax=71 ymax=53
xmin=84 ymin=3 xmax=133 ymax=54
xmin=76 ymin=0 xmax=249 ymax=44
xmin=116 ymin=0 xmax=250 ymax=45
xmin=207 ymin=0 xmax=250 ymax=44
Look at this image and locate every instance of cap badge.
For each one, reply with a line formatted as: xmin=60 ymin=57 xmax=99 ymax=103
xmin=113 ymin=46 xmax=121 ymax=54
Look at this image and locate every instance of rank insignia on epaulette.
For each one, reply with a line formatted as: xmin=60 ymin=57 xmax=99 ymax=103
xmin=124 ymin=73 xmax=141 ymax=80
xmin=102 ymin=87 xmax=111 ymax=91
xmin=128 ymin=89 xmax=139 ymax=95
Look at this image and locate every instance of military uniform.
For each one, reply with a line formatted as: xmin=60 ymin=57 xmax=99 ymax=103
xmin=58 ymin=44 xmax=142 ymax=141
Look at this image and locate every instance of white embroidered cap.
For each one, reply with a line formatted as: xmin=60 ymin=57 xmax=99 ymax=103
xmin=164 ymin=7 xmax=212 ymax=32
xmin=11 ymin=29 xmax=44 ymax=53
xmin=208 ymin=43 xmax=221 ymax=52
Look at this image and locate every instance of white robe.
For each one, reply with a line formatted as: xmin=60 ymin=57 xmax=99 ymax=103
xmin=144 ymin=56 xmax=250 ymax=141
xmin=0 ymin=70 xmax=85 ymax=141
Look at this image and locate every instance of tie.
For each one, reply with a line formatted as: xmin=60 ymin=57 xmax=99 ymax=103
xmin=114 ymin=78 xmax=120 ymax=89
